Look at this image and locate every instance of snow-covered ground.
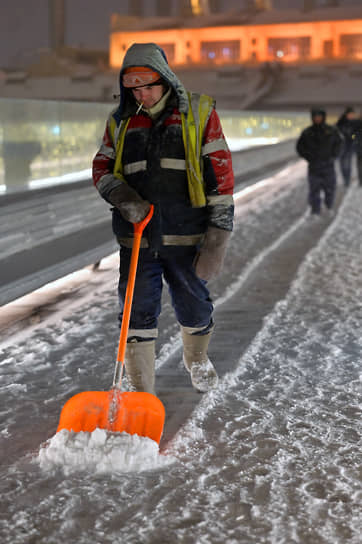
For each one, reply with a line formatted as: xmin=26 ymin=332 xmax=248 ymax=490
xmin=0 ymin=163 xmax=361 ymax=543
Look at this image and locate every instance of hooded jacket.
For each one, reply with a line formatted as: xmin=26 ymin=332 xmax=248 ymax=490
xmin=92 ymin=43 xmax=234 ymax=250
xmin=337 ymin=108 xmax=356 ymax=153
xmin=296 ymin=109 xmax=342 ymax=166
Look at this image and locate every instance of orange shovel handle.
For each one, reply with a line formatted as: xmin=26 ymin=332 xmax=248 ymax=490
xmin=113 ymin=205 xmax=154 ymax=387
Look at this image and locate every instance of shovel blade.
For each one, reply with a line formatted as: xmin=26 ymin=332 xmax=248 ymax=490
xmin=57 ymin=390 xmax=165 ymax=444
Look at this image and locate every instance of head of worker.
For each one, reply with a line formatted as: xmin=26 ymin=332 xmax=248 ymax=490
xmin=311 ymin=107 xmax=326 ymax=125
xmin=344 ymin=106 xmax=356 ymax=121
xmin=123 ymin=66 xmax=166 ymax=110
xmin=116 ymin=43 xmax=189 ymax=119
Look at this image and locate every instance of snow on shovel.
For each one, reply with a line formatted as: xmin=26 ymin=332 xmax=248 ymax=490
xmin=57 ymin=205 xmax=165 ymax=444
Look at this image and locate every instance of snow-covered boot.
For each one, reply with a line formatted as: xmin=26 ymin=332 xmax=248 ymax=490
xmin=181 ymin=326 xmax=218 ymax=392
xmin=125 ymin=340 xmax=155 ymax=395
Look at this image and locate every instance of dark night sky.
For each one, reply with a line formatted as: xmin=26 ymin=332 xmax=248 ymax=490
xmin=1 ymin=0 xmax=361 ymax=69
xmin=0 ymin=1 xmax=49 ymax=68
xmin=0 ymin=0 xmax=127 ymax=68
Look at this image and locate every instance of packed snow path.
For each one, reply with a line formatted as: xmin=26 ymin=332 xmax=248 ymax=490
xmin=1 ymin=166 xmax=361 ymax=543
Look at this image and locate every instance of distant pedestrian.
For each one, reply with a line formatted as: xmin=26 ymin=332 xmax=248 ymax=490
xmin=351 ymin=115 xmax=362 ymax=187
xmin=336 ymin=106 xmax=356 ymax=188
xmin=296 ymin=108 xmax=342 ymax=216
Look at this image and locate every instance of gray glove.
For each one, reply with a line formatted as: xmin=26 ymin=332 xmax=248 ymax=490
xmin=194 ymin=226 xmax=231 ymax=282
xmin=108 ymin=183 xmax=150 ymax=223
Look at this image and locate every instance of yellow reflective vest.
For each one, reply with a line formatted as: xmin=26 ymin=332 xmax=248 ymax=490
xmin=108 ymin=92 xmax=215 ymax=208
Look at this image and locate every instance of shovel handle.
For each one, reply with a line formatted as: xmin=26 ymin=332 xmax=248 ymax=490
xmin=113 ymin=204 xmax=154 ymax=387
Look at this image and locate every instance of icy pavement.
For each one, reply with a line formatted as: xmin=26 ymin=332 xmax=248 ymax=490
xmin=0 ymin=170 xmax=361 ymax=543
xmin=162 ymin=183 xmax=362 ymax=544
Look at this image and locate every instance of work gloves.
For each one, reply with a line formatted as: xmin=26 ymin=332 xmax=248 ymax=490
xmin=109 ymin=184 xmax=230 ymax=281
xmin=108 ymin=183 xmax=150 ymax=223
xmin=194 ymin=226 xmax=231 ymax=282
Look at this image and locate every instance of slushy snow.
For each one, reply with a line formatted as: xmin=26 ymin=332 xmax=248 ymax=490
xmin=38 ymin=428 xmax=174 ymax=475
xmin=2 ymin=166 xmax=361 ymax=543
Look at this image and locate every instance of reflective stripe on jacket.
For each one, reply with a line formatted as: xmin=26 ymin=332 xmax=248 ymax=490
xmin=109 ymin=92 xmax=214 ymax=208
xmin=93 ymin=91 xmax=234 ymax=248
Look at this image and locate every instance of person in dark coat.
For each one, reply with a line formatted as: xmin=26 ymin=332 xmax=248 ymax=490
xmin=92 ymin=43 xmax=234 ymax=395
xmin=296 ymin=108 xmax=342 ymax=216
xmin=351 ymin=115 xmax=362 ymax=187
xmin=336 ymin=106 xmax=356 ymax=188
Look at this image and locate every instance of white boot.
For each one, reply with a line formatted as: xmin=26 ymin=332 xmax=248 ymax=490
xmin=181 ymin=326 xmax=218 ymax=392
xmin=125 ymin=340 xmax=155 ymax=395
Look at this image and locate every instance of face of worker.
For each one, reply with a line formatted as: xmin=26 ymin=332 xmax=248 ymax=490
xmin=346 ymin=111 xmax=356 ymax=121
xmin=131 ymin=83 xmax=164 ymax=109
xmin=312 ymin=114 xmax=324 ymax=125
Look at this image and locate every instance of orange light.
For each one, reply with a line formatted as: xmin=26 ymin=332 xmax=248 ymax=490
xmin=110 ymin=19 xmax=362 ymax=68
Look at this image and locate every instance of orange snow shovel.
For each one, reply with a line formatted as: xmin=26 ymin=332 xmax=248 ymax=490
xmin=57 ymin=205 xmax=165 ymax=444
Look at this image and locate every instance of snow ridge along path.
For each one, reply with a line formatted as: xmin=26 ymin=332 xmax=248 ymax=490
xmin=165 ymin=183 xmax=362 ymax=543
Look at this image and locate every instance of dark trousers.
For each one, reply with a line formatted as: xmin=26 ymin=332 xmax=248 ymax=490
xmin=118 ymin=245 xmax=213 ymax=340
xmin=339 ymin=149 xmax=353 ymax=187
xmin=357 ymin=153 xmax=362 ymax=186
xmin=308 ymin=164 xmax=336 ymax=214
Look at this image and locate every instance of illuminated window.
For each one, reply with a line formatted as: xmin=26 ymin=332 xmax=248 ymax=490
xmin=340 ymin=34 xmax=362 ymax=59
xmin=268 ymin=37 xmax=311 ymax=60
xmin=190 ymin=0 xmax=202 ymax=15
xmin=201 ymin=41 xmax=240 ymax=64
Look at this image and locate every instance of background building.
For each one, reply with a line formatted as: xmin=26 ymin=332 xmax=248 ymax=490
xmin=110 ymin=6 xmax=362 ymax=68
xmin=1 ymin=0 xmax=361 ymax=69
